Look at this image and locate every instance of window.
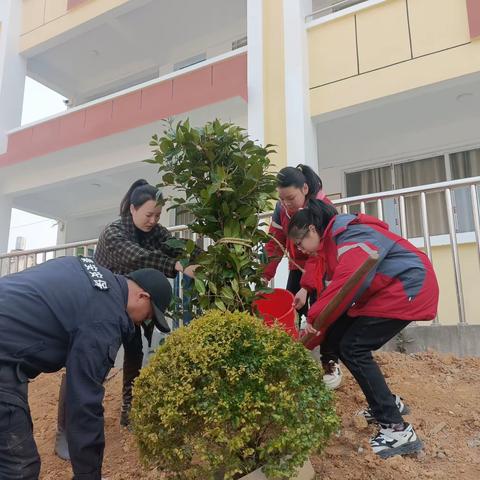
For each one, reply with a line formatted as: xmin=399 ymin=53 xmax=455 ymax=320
xmin=311 ymin=0 xmax=369 ymax=18
xmin=345 ymin=148 xmax=480 ymax=239
xmin=394 ymin=156 xmax=447 ymax=237
xmin=345 ymin=156 xmax=447 ymax=237
xmin=345 ymin=166 xmax=398 ymax=232
xmin=450 ymin=148 xmax=480 ymax=233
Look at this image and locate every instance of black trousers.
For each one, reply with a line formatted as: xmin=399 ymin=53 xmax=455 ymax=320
xmin=122 ymin=273 xmax=193 ymax=413
xmin=286 ymin=270 xmax=337 ymax=365
xmin=326 ymin=314 xmax=411 ymax=425
xmin=0 ymin=365 xmax=40 ymax=480
xmin=122 ymin=326 xmax=144 ymax=412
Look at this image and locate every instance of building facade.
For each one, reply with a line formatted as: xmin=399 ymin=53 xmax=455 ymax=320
xmin=1 ymin=0 xmax=480 ymax=333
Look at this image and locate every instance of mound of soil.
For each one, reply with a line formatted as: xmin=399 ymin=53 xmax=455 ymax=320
xmin=31 ymin=351 xmax=480 ymax=479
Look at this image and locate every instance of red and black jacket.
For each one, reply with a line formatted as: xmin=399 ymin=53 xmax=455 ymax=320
xmin=305 ymin=214 xmax=439 ymax=349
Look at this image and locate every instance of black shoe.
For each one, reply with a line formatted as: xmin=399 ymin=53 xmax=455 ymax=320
xmin=357 ymin=395 xmax=410 ymax=424
xmin=120 ymin=406 xmax=131 ymax=429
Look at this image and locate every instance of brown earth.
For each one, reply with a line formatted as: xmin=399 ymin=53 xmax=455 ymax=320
xmin=31 ymin=351 xmax=480 ymax=480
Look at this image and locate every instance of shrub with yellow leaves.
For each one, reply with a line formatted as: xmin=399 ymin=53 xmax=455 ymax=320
xmin=131 ymin=310 xmax=338 ymax=480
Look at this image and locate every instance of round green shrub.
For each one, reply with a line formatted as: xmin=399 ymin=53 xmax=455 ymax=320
xmin=131 ymin=311 xmax=338 ymax=480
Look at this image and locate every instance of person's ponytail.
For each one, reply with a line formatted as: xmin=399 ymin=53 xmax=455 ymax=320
xmin=119 ymin=179 xmax=161 ymax=217
xmin=277 ymin=164 xmax=323 ymax=199
xmin=295 ymin=164 xmax=322 ymax=199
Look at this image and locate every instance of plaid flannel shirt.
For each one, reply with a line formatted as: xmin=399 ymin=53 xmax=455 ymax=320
xmin=94 ymin=215 xmax=201 ymax=277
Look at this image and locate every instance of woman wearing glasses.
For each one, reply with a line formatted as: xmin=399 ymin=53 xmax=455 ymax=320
xmin=288 ymin=199 xmax=438 ymax=459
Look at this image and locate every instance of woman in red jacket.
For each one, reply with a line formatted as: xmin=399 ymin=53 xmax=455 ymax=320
xmin=263 ymin=164 xmax=342 ymax=389
xmin=288 ymin=199 xmax=439 ymax=459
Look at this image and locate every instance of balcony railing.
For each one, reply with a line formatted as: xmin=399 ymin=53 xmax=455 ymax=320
xmin=2 ymin=178 xmax=480 ymax=327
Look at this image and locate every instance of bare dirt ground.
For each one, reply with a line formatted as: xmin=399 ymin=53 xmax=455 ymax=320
xmin=31 ymin=351 xmax=480 ymax=479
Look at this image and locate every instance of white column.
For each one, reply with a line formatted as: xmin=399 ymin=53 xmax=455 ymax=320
xmin=0 ymin=195 xmax=13 ymax=253
xmin=247 ymin=0 xmax=265 ymax=145
xmin=0 ymin=0 xmax=27 ymax=153
xmin=56 ymin=220 xmax=67 ymax=245
xmin=282 ymin=0 xmax=317 ymax=169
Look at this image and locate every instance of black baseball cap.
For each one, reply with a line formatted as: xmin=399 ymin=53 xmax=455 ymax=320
xmin=127 ymin=269 xmax=172 ymax=333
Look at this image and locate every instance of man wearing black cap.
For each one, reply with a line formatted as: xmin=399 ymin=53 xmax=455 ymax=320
xmin=0 ymin=256 xmax=172 ymax=480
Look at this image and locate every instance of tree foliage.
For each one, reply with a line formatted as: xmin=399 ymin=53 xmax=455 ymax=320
xmin=148 ymin=120 xmax=277 ymax=314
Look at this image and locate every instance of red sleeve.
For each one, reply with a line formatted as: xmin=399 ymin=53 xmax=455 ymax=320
xmin=305 ymin=245 xmax=377 ymax=348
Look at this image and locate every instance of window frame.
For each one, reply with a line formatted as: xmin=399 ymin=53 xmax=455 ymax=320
xmin=342 ymin=143 xmax=480 ymax=242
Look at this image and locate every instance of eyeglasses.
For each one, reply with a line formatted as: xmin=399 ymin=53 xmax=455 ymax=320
xmin=293 ymin=227 xmax=309 ymax=247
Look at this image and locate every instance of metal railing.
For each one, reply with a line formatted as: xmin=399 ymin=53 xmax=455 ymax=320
xmin=2 ymin=178 xmax=480 ymax=326
xmin=0 ymin=239 xmax=99 ymax=277
xmin=332 ymin=176 xmax=480 ymax=325
xmin=0 ymin=213 xmax=274 ymax=278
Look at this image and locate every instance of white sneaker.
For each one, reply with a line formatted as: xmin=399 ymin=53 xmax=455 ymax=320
xmin=322 ymin=361 xmax=342 ymax=390
xmin=370 ymin=423 xmax=423 ymax=458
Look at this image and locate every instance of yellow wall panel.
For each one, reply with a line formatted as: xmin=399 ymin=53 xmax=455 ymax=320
xmin=430 ymin=243 xmax=480 ymax=326
xmin=308 ymin=16 xmax=358 ymax=88
xmin=45 ymin=0 xmax=68 ymax=24
xmin=22 ymin=0 xmax=46 ymax=34
xmin=263 ymin=0 xmax=287 ymax=169
xmin=356 ymin=0 xmax=411 ymax=73
xmin=310 ymin=40 xmax=480 ymax=116
xmin=21 ymin=0 xmax=131 ymax=52
xmin=408 ymin=0 xmax=470 ymax=57
xmin=432 ymin=245 xmax=459 ymax=325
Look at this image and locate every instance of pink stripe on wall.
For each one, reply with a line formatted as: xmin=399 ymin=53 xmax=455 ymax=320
xmin=67 ymin=0 xmax=88 ymax=10
xmin=467 ymin=0 xmax=480 ymax=39
xmin=0 ymin=53 xmax=247 ymax=168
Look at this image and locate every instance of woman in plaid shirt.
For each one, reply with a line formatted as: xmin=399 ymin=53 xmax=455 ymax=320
xmin=95 ymin=179 xmax=201 ymax=427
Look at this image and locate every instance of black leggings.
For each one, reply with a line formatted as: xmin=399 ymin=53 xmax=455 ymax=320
xmin=122 ymin=326 xmax=144 ymax=410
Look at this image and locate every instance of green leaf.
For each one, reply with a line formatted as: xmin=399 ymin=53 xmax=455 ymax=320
xmin=220 ymin=287 xmax=235 ymax=301
xmin=164 ymin=238 xmax=186 ymax=250
xmin=185 ymin=239 xmax=196 ymax=255
xmin=162 ymin=172 xmax=175 ymax=184
xmin=160 ymin=138 xmax=173 ymax=153
xmin=214 ymin=298 xmax=226 ymax=311
xmin=208 ymin=282 xmax=218 ymax=294
xmin=244 ymin=215 xmax=258 ymax=228
xmin=194 ymin=278 xmax=206 ymax=296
